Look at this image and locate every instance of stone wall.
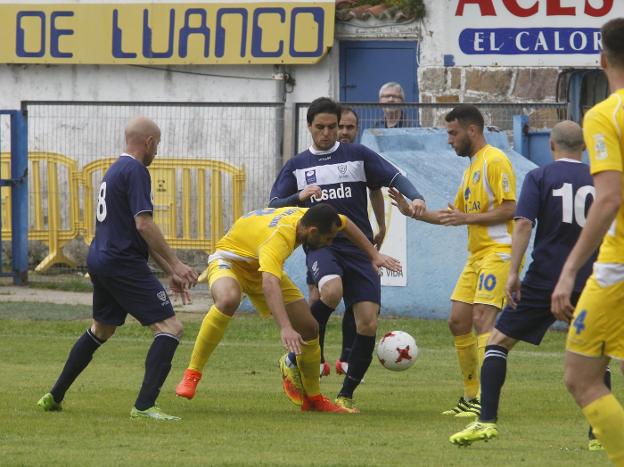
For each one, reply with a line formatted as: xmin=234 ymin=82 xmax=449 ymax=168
xmin=418 ymin=66 xmax=563 ymax=130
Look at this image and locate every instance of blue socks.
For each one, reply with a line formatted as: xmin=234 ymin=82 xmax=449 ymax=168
xmin=50 ymin=328 xmax=104 ymax=403
xmin=134 ymin=333 xmax=179 ymax=411
xmin=479 ymin=345 xmax=509 ymax=422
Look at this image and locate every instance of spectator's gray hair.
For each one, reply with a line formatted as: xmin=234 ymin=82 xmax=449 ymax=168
xmin=379 ymin=82 xmax=405 ymax=100
xmin=551 ymin=120 xmax=585 ymax=153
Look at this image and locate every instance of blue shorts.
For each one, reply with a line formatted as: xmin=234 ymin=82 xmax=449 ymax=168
xmin=495 ymin=283 xmax=580 ymax=346
xmin=306 ymin=245 xmax=380 ymax=309
xmin=90 ymin=271 xmax=175 ymax=326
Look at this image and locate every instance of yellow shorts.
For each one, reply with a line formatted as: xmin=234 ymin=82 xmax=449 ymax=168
xmin=450 ymin=251 xmax=511 ymax=309
xmin=566 ymin=274 xmax=624 ymax=360
xmin=207 ymin=258 xmax=304 ymax=318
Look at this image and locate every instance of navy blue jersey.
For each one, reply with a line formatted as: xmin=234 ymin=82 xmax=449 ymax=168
xmin=87 ymin=154 xmax=154 ymax=274
xmin=269 ymin=142 xmax=399 ymax=244
xmin=516 ymin=159 xmax=596 ymax=292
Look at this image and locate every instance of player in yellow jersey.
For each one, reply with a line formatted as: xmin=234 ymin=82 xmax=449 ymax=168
xmin=552 ymin=18 xmax=624 ymax=466
xmin=390 ymin=104 xmax=516 ymax=417
xmin=175 ymin=203 xmax=401 ymax=413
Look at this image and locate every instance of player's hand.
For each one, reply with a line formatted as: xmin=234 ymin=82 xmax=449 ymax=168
xmin=298 ymin=185 xmax=322 ymax=202
xmin=388 ymin=187 xmax=414 ymax=218
xmin=373 ymin=225 xmax=386 ymax=250
xmin=169 ymin=275 xmax=191 ymax=305
xmin=280 ymin=326 xmax=305 ymax=355
xmin=411 ymin=199 xmax=426 ymax=218
xmin=505 ymin=272 xmax=521 ymax=309
xmin=439 ymin=203 xmax=466 ymax=226
xmin=172 ymin=261 xmax=198 ymax=288
xmin=551 ymin=271 xmax=576 ymax=323
xmin=373 ymin=253 xmax=401 ymax=274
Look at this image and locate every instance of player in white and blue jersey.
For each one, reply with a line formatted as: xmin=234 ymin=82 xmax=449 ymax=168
xmin=449 ymin=121 xmax=609 ymax=447
xmin=269 ymin=97 xmax=426 ymax=412
xmin=37 ymin=117 xmax=198 ymax=421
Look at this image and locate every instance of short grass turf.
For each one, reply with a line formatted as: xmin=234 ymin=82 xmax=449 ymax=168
xmin=0 ymin=301 xmax=621 ymax=466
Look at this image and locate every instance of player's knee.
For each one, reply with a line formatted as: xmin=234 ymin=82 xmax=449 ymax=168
xmin=301 ymin=318 xmax=319 ymax=341
xmin=447 ymin=316 xmax=469 ymax=335
xmin=91 ymin=321 xmax=116 ymax=341
xmin=318 ymin=277 xmax=343 ymax=308
xmin=214 ymin=290 xmax=241 ymax=315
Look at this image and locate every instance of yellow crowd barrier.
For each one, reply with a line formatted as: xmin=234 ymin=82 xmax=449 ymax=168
xmin=2 ymin=152 xmax=81 ymax=272
xmin=2 ymin=153 xmax=245 ymax=273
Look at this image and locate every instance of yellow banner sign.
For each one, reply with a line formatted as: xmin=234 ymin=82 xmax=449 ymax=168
xmin=0 ymin=2 xmax=335 ymax=64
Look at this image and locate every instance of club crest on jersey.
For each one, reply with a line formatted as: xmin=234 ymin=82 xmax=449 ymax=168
xmin=305 ymin=169 xmax=317 ymax=184
xmin=594 ymin=134 xmax=608 ymax=161
xmin=472 ymin=170 xmax=480 ymax=184
xmin=338 ymin=164 xmax=348 ymax=177
xmin=464 ymin=187 xmax=471 ymax=200
xmin=311 ymin=183 xmax=353 ymax=202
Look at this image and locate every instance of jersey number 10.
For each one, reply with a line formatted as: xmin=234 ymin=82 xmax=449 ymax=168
xmin=552 ymin=183 xmax=595 ymax=228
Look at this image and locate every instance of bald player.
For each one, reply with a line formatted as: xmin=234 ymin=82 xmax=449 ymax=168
xmin=445 ymin=120 xmax=612 ymax=446
xmin=37 ymin=117 xmax=198 ymax=421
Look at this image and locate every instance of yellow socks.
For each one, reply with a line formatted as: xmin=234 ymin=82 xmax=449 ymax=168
xmin=477 ymin=332 xmax=491 ymax=370
xmin=188 ymin=305 xmax=231 ymax=372
xmin=582 ymin=394 xmax=624 ymax=466
xmin=296 ymin=337 xmax=321 ymax=397
xmin=454 ymin=332 xmax=479 ymax=399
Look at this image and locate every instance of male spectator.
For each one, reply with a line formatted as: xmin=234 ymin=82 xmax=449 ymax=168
xmin=37 ymin=117 xmax=198 ymax=421
xmin=174 ymin=204 xmax=400 ymax=413
xmin=374 ymin=82 xmax=413 ymax=129
xmin=390 ymin=104 xmax=516 ymax=418
xmin=552 ymin=18 xmax=624 ymax=465
xmin=268 ymin=97 xmax=425 ymax=412
xmin=446 ymin=121 xmax=609 ymax=449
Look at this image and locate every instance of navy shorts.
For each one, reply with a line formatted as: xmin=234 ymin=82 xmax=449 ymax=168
xmin=306 ymin=245 xmax=380 ymax=309
xmin=90 ymin=271 xmax=175 ymax=326
xmin=495 ymin=283 xmax=581 ymax=346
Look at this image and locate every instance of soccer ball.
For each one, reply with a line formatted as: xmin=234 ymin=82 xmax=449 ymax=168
xmin=377 ymin=331 xmax=418 ymax=371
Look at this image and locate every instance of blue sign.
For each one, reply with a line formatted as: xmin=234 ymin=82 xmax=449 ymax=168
xmin=459 ymin=28 xmax=601 ymax=55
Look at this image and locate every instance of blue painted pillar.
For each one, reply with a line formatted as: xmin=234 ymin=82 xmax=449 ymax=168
xmin=513 ymin=115 xmax=529 ymax=160
xmin=10 ymin=110 xmax=28 ymax=284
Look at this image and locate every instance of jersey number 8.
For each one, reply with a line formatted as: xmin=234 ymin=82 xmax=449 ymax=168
xmin=97 ymin=182 xmax=107 ymax=222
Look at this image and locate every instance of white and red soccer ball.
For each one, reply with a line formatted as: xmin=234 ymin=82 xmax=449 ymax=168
xmin=377 ymin=331 xmax=418 ymax=371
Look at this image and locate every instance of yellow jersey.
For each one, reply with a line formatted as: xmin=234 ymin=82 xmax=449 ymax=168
xmin=584 ymin=89 xmax=624 ymax=264
xmin=453 ymin=144 xmax=516 ymax=257
xmin=212 ymin=207 xmax=347 ymax=279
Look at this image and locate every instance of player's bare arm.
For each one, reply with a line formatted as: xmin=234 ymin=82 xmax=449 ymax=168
xmin=369 ymin=188 xmax=386 ymax=249
xmin=505 ymin=217 xmax=532 ymax=309
xmin=440 ymin=200 xmax=515 ymax=226
xmin=389 ymin=173 xmax=427 ymax=217
xmin=552 ymin=170 xmax=621 ymax=322
xmin=341 ymin=217 xmax=401 ymax=273
xmin=262 ymin=272 xmax=305 ymax=354
xmin=148 ymin=248 xmax=192 ymax=305
xmin=388 ymin=187 xmax=441 ymax=224
xmin=135 ymin=212 xmax=198 ymax=287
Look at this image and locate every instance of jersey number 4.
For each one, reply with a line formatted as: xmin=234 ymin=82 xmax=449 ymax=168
xmin=97 ymin=182 xmax=107 ymax=222
xmin=552 ymin=183 xmax=595 ymax=228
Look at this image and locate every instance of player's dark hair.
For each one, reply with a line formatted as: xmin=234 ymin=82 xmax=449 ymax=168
xmin=339 ymin=106 xmax=359 ymax=126
xmin=300 ymin=203 xmax=342 ymax=234
xmin=445 ymin=104 xmax=484 ymax=131
xmin=601 ymin=18 xmax=624 ymax=68
xmin=307 ymin=97 xmax=341 ymax=125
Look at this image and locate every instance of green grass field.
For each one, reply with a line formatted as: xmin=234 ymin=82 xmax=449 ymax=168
xmin=1 ymin=301 xmax=621 ymax=466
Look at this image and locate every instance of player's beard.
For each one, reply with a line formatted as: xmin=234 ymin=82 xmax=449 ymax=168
xmin=454 ymin=139 xmax=473 ymax=158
